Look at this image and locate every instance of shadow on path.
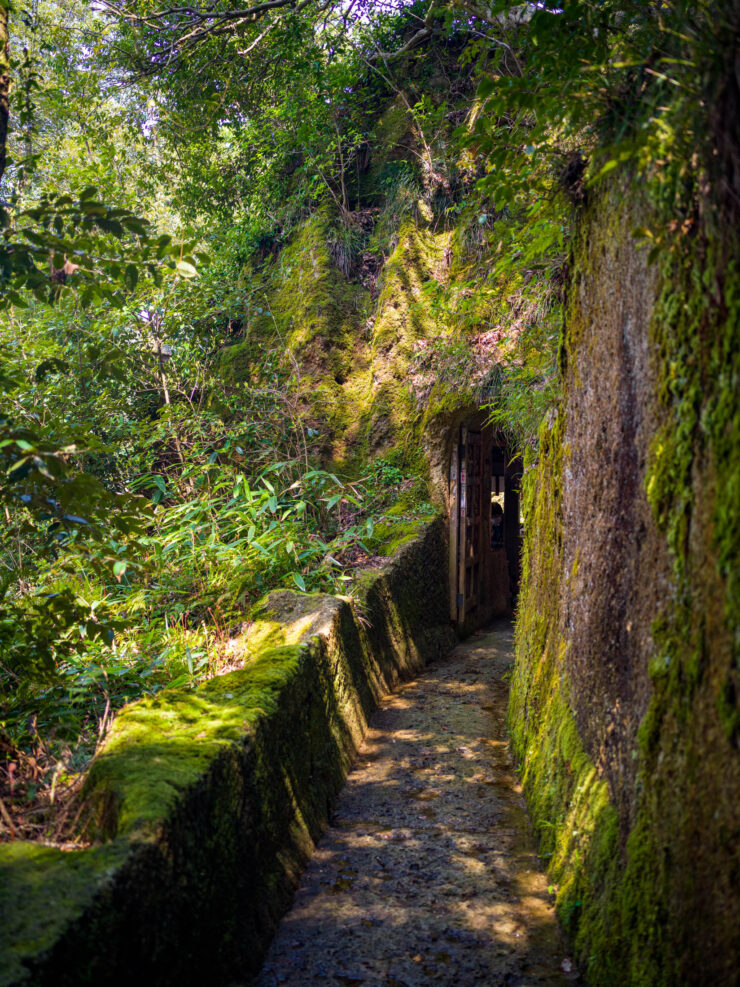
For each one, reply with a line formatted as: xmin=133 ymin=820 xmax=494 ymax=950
xmin=253 ymin=623 xmax=575 ymax=986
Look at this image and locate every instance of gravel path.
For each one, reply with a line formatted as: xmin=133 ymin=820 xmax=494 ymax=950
xmin=254 ymin=623 xmax=575 ymax=986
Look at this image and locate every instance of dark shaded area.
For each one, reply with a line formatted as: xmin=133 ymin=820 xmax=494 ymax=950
xmin=448 ymin=419 xmax=522 ymax=632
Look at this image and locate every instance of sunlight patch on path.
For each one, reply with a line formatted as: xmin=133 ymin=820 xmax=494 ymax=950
xmin=254 ymin=624 xmax=575 ymax=986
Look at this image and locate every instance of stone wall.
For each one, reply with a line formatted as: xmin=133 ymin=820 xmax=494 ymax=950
xmin=509 ymin=179 xmax=740 ymax=983
xmin=0 ymin=520 xmax=454 ymax=987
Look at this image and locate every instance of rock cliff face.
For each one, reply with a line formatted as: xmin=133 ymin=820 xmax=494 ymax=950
xmin=215 ymin=92 xmax=536 ymax=504
xmin=217 ymin=205 xmax=500 ymax=495
xmin=510 ymin=177 xmax=740 ymax=983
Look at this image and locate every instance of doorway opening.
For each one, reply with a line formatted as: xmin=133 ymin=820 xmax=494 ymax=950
xmin=448 ymin=420 xmax=522 ymax=631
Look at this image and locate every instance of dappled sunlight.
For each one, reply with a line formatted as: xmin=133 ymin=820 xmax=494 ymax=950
xmin=257 ymin=623 xmax=572 ymax=985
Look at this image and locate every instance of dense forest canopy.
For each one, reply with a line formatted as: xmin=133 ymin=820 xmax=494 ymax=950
xmin=0 ymin=0 xmax=736 ymax=841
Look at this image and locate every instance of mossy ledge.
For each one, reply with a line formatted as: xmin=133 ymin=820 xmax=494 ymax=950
xmin=0 ymin=520 xmax=454 ymax=987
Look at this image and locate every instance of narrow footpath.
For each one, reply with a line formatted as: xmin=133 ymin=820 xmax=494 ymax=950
xmin=255 ymin=624 xmax=574 ymax=986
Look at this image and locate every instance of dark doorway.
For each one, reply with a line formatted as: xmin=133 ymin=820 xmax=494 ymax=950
xmin=448 ymin=422 xmax=522 ymax=630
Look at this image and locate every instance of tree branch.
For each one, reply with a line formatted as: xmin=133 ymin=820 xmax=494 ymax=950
xmin=97 ymin=0 xmax=324 ymax=72
xmin=0 ymin=5 xmax=10 ymax=186
xmin=97 ymin=0 xmax=314 ymax=28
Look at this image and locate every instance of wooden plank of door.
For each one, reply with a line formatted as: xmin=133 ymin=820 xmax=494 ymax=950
xmin=467 ymin=430 xmax=482 ymax=612
xmin=448 ymin=437 xmax=459 ymax=622
xmin=482 ymin=434 xmax=492 ymax=563
xmin=457 ymin=426 xmax=468 ymax=623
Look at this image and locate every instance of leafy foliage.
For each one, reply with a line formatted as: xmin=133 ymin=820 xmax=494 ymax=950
xmin=2 ymin=0 xmax=731 ymax=845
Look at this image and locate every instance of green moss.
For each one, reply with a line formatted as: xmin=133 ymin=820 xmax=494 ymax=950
xmin=358 ymin=220 xmax=462 ymax=460
xmin=0 ymin=842 xmax=129 ymax=987
xmin=83 ymin=643 xmax=305 ymax=841
xmin=512 ymin=174 xmax=740 ymax=983
xmin=217 ymin=338 xmax=255 ymax=383
xmin=220 ymin=212 xmax=369 ymax=371
xmin=510 ymin=409 xmax=630 ymax=982
xmin=217 ymin=211 xmax=375 ymax=462
xmin=646 ymin=242 xmax=740 ymax=639
xmin=215 ymin=204 xmax=497 ymax=468
xmin=371 ymin=221 xmax=448 ymax=353
xmin=361 ymin=97 xmax=414 ymax=198
xmin=220 ymin=190 xmax=514 ymax=469
xmin=611 ymin=232 xmax=740 ymax=983
xmin=368 ymin=512 xmax=435 ymax=558
xmin=246 ymin=590 xmax=340 ymax=654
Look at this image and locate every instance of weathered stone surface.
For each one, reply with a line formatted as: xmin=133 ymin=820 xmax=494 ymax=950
xmin=0 ymin=521 xmax=454 ymax=987
xmin=510 ymin=178 xmax=740 ymax=983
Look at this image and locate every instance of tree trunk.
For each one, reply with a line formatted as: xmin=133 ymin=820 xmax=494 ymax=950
xmin=0 ymin=3 xmax=10 ymax=186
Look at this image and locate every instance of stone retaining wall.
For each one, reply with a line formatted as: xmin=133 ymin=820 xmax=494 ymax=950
xmin=0 ymin=519 xmax=454 ymax=987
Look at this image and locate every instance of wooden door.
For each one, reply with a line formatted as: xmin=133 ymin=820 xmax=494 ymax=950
xmin=449 ymin=438 xmax=460 ymax=620
xmin=463 ymin=429 xmax=482 ymax=619
xmin=450 ymin=427 xmax=483 ymax=624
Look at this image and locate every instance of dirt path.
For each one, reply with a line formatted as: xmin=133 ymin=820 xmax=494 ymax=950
xmin=254 ymin=623 xmax=574 ymax=986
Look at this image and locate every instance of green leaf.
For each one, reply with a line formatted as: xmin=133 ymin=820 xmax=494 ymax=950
xmin=80 ymin=201 xmax=107 ymax=217
xmin=292 ymin=573 xmax=306 ymax=592
xmin=175 ymin=260 xmax=198 ymax=278
xmin=122 ymin=217 xmax=149 ymax=235
xmin=477 ymin=78 xmax=496 ymax=99
xmin=124 ymin=264 xmax=139 ymax=292
xmin=594 ymin=159 xmax=619 ymax=180
xmin=35 ymin=358 xmax=69 ymax=381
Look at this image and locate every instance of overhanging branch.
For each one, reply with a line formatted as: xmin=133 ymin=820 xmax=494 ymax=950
xmin=95 ymin=0 xmax=326 ymax=71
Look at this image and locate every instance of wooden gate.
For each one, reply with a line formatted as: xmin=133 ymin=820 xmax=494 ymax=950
xmin=449 ymin=427 xmax=486 ymax=623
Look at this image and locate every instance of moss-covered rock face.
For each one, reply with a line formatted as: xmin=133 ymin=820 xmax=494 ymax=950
xmin=0 ymin=522 xmax=454 ymax=987
xmin=217 ymin=210 xmax=375 ymax=464
xmin=510 ymin=177 xmax=740 ymax=983
xmin=216 ymin=201 xmax=521 ymax=509
xmin=215 ymin=97 xmax=521 ymax=491
xmin=216 ymin=205 xmax=498 ymax=501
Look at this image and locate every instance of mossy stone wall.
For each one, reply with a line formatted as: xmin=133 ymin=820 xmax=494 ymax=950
xmin=510 ymin=179 xmax=740 ymax=983
xmin=0 ymin=520 xmax=454 ymax=987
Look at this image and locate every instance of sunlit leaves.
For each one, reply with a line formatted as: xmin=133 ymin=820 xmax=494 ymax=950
xmin=175 ymin=259 xmax=197 ymax=278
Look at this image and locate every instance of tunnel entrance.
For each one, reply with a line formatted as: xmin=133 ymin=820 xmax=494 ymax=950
xmin=448 ymin=421 xmax=522 ymax=630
